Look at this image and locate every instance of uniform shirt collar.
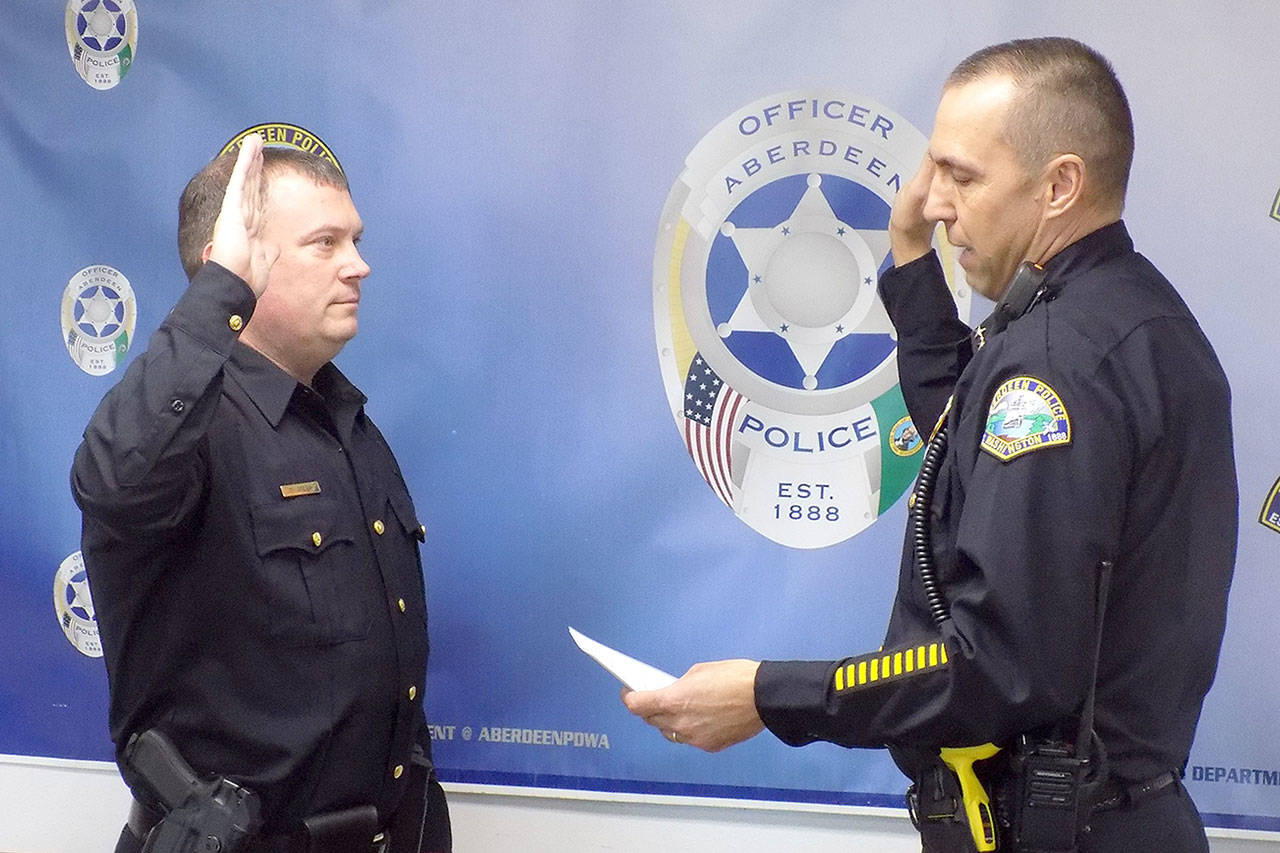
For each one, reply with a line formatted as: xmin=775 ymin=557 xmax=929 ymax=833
xmin=1040 ymin=220 xmax=1133 ymax=296
xmin=310 ymin=362 xmax=367 ymax=445
xmin=228 ymin=343 xmax=367 ymax=440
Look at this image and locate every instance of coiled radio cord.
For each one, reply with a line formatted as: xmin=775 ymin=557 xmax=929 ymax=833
xmin=910 ymin=415 xmax=952 ymax=627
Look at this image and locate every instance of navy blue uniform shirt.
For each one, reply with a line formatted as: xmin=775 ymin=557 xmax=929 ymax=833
xmin=755 ymin=222 xmax=1238 ymax=784
xmin=72 ymin=262 xmax=434 ymax=829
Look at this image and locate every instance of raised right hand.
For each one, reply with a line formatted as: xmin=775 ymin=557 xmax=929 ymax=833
xmin=207 ymin=133 xmax=278 ymax=297
xmin=888 ymin=154 xmax=938 ymax=267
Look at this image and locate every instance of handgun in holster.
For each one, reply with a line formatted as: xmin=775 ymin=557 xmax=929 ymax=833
xmin=123 ymin=728 xmax=261 ymax=853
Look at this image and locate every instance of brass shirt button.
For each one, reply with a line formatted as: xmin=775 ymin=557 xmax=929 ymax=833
xmin=408 ymin=685 xmax=417 ymax=700
xmin=229 ymin=314 xmax=243 ymax=331
xmin=373 ymin=519 xmax=385 ymax=535
xmin=311 ymin=531 xmax=322 ymax=547
xmin=397 ymin=598 xmax=406 ymax=612
xmin=393 ymin=764 xmax=403 ymax=779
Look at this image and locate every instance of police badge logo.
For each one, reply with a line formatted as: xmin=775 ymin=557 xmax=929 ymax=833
xmin=220 ymin=123 xmax=344 ymax=173
xmin=54 ymin=551 xmax=103 ymax=658
xmin=64 ymin=0 xmax=138 ymax=91
xmin=654 ymin=92 xmax=969 ymax=549
xmin=61 ymin=265 xmax=136 ymax=376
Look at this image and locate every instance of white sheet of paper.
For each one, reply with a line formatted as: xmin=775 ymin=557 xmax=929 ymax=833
xmin=568 ymin=626 xmax=677 ymax=691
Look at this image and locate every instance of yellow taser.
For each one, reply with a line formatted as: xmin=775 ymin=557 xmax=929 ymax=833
xmin=939 ymin=743 xmax=1002 ymax=851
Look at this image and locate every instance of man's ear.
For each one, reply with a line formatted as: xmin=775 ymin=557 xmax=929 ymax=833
xmin=201 ymin=240 xmax=214 ymax=264
xmin=1042 ymin=154 xmax=1085 ymax=218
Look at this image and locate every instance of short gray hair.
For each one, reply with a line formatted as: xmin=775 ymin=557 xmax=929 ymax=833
xmin=948 ymin=37 xmax=1134 ymax=207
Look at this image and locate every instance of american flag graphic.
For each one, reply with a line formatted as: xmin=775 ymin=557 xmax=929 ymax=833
xmin=682 ymin=354 xmax=744 ymax=508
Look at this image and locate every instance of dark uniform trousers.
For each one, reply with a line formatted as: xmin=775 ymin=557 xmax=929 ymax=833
xmin=114 ymin=765 xmax=452 ymax=853
xmin=1079 ymin=780 xmax=1208 ymax=853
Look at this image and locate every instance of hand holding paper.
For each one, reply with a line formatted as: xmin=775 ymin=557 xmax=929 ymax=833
xmin=569 ymin=626 xmax=763 ymax=752
xmin=623 ymin=658 xmax=766 ymax=753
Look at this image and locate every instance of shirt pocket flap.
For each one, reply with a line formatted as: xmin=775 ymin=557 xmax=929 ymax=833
xmin=250 ymin=495 xmax=356 ymax=555
xmin=387 ymin=490 xmax=425 ymax=542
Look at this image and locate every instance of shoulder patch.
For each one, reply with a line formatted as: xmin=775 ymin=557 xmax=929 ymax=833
xmin=980 ymin=376 xmax=1071 ymax=462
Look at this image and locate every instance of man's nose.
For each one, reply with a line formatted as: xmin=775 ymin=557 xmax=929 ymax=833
xmin=344 ymin=245 xmax=371 ymax=280
xmin=921 ymin=175 xmax=954 ymax=224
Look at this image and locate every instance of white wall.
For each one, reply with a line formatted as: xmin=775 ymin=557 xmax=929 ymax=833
xmin=1 ymin=758 xmax=1275 ymax=853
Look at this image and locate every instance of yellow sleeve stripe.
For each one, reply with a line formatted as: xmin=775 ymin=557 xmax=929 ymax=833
xmin=834 ymin=641 xmax=951 ymax=693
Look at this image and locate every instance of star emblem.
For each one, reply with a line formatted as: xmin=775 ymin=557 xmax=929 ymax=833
xmin=713 ymin=173 xmax=894 ymax=390
xmin=78 ymin=2 xmax=126 ymax=52
xmin=67 ymin=574 xmax=96 ymax=621
xmin=77 ymin=286 xmax=122 ymax=337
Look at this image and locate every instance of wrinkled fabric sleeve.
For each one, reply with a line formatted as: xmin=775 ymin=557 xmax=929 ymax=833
xmin=71 ymin=262 xmax=256 ymax=544
xmin=877 ymin=251 xmax=973 ymax=431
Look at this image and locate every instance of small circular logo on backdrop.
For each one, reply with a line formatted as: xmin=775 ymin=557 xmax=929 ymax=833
xmin=889 ymin=415 xmax=923 ymax=457
xmin=654 ymin=91 xmax=969 ymax=549
xmin=220 ymin=123 xmax=344 ymax=173
xmin=54 ymin=551 xmax=102 ymax=658
xmin=64 ymin=0 xmax=138 ymax=91
xmin=61 ymin=264 xmax=137 ymax=376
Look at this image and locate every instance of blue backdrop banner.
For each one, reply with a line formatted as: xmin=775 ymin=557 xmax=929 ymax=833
xmin=2 ymin=0 xmax=1277 ymax=834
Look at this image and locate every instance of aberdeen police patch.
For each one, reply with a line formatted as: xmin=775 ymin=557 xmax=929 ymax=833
xmin=653 ymin=91 xmax=969 ymax=548
xmin=220 ymin=123 xmax=343 ymax=173
xmin=981 ymin=377 xmax=1071 ymax=462
xmin=64 ymin=0 xmax=138 ymax=90
xmin=54 ymin=551 xmax=102 ymax=658
xmin=1260 ymin=475 xmax=1280 ymax=534
xmin=61 ymin=264 xmax=136 ymax=376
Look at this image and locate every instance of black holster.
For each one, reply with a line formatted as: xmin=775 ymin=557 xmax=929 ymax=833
xmin=123 ymin=729 xmax=260 ymax=853
xmin=908 ymin=763 xmax=986 ymax=853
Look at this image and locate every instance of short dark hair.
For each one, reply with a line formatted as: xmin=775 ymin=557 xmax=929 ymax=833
xmin=947 ymin=37 xmax=1134 ymax=207
xmin=177 ymin=146 xmax=348 ymax=281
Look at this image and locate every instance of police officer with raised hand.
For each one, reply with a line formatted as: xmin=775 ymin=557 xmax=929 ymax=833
xmin=624 ymin=37 xmax=1237 ymax=852
xmin=73 ymin=133 xmax=452 ymax=851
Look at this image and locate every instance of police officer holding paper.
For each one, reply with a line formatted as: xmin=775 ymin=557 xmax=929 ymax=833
xmin=72 ymin=134 xmax=451 ymax=852
xmin=624 ymin=37 xmax=1237 ymax=852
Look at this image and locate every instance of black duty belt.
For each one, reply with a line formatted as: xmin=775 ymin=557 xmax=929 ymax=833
xmin=1091 ymin=770 xmax=1179 ymax=813
xmin=127 ymin=798 xmax=389 ymax=853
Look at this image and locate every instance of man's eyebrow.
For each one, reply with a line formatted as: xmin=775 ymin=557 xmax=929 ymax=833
xmin=930 ymin=154 xmax=962 ymax=170
xmin=299 ymin=223 xmax=363 ymax=241
xmin=931 ymin=154 xmax=981 ymax=177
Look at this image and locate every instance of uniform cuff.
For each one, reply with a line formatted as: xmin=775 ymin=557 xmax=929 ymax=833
xmin=755 ymin=659 xmax=838 ymax=747
xmin=877 ymin=251 xmax=961 ymax=339
xmin=164 ymin=262 xmax=256 ymax=355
